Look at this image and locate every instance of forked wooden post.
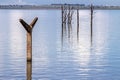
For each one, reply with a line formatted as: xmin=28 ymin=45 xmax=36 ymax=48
xmin=19 ymin=17 xmax=38 ymax=62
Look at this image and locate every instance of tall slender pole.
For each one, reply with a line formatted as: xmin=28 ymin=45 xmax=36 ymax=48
xmin=90 ymin=4 xmax=93 ymax=46
xmin=68 ymin=5 xmax=71 ymax=38
xmin=70 ymin=8 xmax=74 ymax=35
xmin=61 ymin=6 xmax=64 ymax=45
xmin=19 ymin=17 xmax=38 ymax=62
xmin=77 ymin=8 xmax=79 ymax=42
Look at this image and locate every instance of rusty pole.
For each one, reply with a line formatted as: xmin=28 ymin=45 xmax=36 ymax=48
xmin=19 ymin=17 xmax=38 ymax=62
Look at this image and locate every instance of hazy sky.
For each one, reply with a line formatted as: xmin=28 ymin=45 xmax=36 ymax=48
xmin=0 ymin=0 xmax=120 ymax=5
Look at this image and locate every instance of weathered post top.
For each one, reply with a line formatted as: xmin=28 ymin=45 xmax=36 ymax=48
xmin=19 ymin=17 xmax=38 ymax=62
xmin=19 ymin=17 xmax=38 ymax=33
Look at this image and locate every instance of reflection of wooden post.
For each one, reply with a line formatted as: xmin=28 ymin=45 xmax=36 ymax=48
xmin=19 ymin=17 xmax=38 ymax=62
xmin=90 ymin=4 xmax=93 ymax=46
xmin=27 ymin=61 xmax=32 ymax=80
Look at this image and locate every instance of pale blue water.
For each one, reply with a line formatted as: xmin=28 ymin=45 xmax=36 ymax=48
xmin=0 ymin=10 xmax=120 ymax=80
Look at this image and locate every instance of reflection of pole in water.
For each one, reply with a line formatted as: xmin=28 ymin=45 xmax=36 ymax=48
xmin=77 ymin=8 xmax=79 ymax=42
xmin=90 ymin=4 xmax=93 ymax=46
xmin=27 ymin=61 xmax=32 ymax=80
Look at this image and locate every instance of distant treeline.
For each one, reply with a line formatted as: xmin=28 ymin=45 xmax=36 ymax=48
xmin=0 ymin=4 xmax=120 ymax=10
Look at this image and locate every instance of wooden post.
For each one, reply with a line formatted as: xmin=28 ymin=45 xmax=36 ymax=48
xmin=19 ymin=17 xmax=38 ymax=62
xmin=70 ymin=8 xmax=74 ymax=34
xmin=63 ymin=8 xmax=67 ymax=34
xmin=90 ymin=4 xmax=93 ymax=46
xmin=68 ymin=5 xmax=71 ymax=38
xmin=77 ymin=8 xmax=79 ymax=42
xmin=61 ymin=5 xmax=64 ymax=45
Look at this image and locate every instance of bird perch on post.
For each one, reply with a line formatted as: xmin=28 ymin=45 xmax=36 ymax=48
xmin=19 ymin=17 xmax=38 ymax=62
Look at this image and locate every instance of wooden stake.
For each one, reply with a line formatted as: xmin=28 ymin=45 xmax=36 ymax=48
xmin=19 ymin=17 xmax=38 ymax=62
xmin=63 ymin=8 xmax=67 ymax=34
xmin=77 ymin=8 xmax=79 ymax=42
xmin=61 ymin=6 xmax=64 ymax=45
xmin=90 ymin=4 xmax=93 ymax=46
xmin=68 ymin=6 xmax=71 ymax=38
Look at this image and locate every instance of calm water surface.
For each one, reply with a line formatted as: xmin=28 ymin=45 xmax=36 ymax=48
xmin=0 ymin=10 xmax=120 ymax=80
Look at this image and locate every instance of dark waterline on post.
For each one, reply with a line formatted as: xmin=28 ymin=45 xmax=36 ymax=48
xmin=27 ymin=61 xmax=32 ymax=80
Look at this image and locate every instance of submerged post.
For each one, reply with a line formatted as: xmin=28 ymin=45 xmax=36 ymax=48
xmin=90 ymin=4 xmax=93 ymax=46
xmin=27 ymin=61 xmax=32 ymax=80
xmin=19 ymin=17 xmax=38 ymax=62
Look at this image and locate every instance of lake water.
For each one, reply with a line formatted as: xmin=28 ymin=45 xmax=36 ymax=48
xmin=0 ymin=9 xmax=120 ymax=80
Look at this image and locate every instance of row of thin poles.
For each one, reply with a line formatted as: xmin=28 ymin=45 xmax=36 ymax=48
xmin=61 ymin=5 xmax=79 ymax=44
xmin=61 ymin=5 xmax=74 ymax=38
xmin=61 ymin=4 xmax=93 ymax=46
